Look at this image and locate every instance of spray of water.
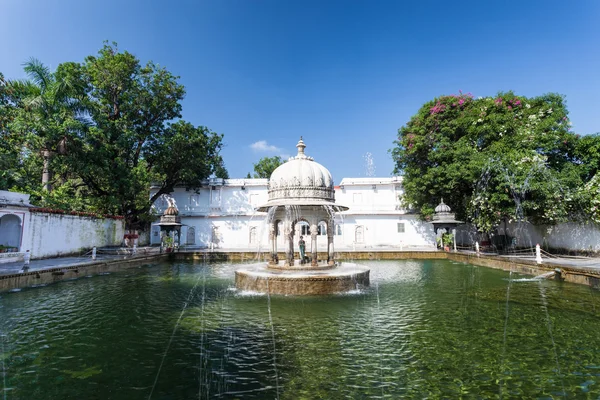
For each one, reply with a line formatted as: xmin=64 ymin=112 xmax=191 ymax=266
xmin=472 ymin=152 xmax=586 ymax=256
xmin=1 ymin=333 xmax=7 ymax=400
xmin=373 ymin=282 xmax=385 ymax=397
xmin=256 ymin=206 xmax=279 ymax=262
xmin=499 ymin=269 xmax=513 ymax=399
xmin=538 ymin=283 xmax=566 ymax=396
xmin=148 ymin=272 xmax=203 ymax=400
xmin=265 ymin=281 xmax=281 ymax=399
xmin=363 ymin=152 xmax=376 ymax=177
xmin=198 ymin=270 xmax=208 ymax=399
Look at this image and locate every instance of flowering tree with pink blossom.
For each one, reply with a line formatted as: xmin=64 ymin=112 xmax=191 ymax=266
xmin=391 ymin=91 xmax=589 ymax=231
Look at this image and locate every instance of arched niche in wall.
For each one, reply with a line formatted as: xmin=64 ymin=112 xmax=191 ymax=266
xmin=186 ymin=226 xmax=196 ymax=245
xmin=0 ymin=214 xmax=23 ymax=250
xmin=355 ymin=225 xmax=364 ymax=244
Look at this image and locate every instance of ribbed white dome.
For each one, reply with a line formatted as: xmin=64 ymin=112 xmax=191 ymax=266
xmin=256 ymin=138 xmax=346 ymax=211
xmin=435 ymin=199 xmax=451 ymax=213
xmin=270 ymin=157 xmax=333 ymax=188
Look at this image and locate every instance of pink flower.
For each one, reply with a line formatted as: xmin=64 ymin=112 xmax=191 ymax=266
xmin=430 ymin=101 xmax=447 ymax=114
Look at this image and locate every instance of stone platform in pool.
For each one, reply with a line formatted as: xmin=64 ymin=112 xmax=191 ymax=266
xmin=235 ymin=262 xmax=370 ymax=295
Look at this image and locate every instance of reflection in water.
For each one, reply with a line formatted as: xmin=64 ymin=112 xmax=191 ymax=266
xmin=0 ymin=260 xmax=600 ymax=399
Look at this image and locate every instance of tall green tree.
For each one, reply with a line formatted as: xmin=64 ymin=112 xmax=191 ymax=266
xmin=248 ymin=156 xmax=283 ymax=178
xmin=573 ymin=133 xmax=600 ymax=222
xmin=62 ymin=43 xmax=227 ymax=228
xmin=1 ymin=43 xmax=228 ymax=227
xmin=391 ymin=91 xmax=586 ymax=231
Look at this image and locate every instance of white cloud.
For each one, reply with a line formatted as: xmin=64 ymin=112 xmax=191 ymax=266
xmin=250 ymin=140 xmax=282 ymax=153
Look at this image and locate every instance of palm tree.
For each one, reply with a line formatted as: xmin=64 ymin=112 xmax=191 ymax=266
xmin=10 ymin=58 xmax=87 ymax=192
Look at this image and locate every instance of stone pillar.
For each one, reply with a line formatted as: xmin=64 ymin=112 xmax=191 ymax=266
xmin=289 ymin=228 xmax=295 ymax=266
xmin=452 ymin=228 xmax=457 ymax=252
xmin=284 ymin=222 xmax=294 ymax=266
xmin=270 ymin=222 xmax=278 ymax=264
xmin=311 ymin=223 xmax=318 ymax=267
xmin=327 ymin=221 xmax=334 ymax=265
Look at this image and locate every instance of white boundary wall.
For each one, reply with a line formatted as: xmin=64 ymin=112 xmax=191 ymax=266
xmin=23 ymin=212 xmax=125 ymax=258
xmin=508 ymin=221 xmax=600 ymax=252
xmin=0 ymin=191 xmax=125 ymax=259
xmin=456 ymin=221 xmax=600 ymax=253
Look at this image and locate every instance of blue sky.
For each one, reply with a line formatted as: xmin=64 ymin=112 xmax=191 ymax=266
xmin=1 ymin=0 xmax=599 ymax=183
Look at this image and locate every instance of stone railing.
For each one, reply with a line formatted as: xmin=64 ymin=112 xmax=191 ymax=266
xmin=0 ymin=252 xmax=24 ymax=264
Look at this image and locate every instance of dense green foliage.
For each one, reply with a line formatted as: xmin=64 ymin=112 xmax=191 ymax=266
xmin=1 ymin=43 xmax=227 ymax=228
xmin=391 ymin=91 xmax=596 ymax=231
xmin=247 ymin=155 xmax=283 ymax=179
xmin=0 ymin=72 xmax=20 ymax=189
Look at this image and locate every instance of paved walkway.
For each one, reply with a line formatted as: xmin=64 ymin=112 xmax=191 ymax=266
xmin=504 ymin=254 xmax=600 ymax=271
xmin=0 ymin=247 xmax=161 ymax=276
xmin=1 ymin=247 xmax=599 ymax=276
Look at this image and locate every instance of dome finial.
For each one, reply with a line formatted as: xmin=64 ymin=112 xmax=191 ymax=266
xmin=296 ymin=136 xmax=306 ymax=157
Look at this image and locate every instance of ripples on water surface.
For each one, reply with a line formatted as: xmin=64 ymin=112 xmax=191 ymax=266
xmin=1 ymin=259 xmax=600 ymax=399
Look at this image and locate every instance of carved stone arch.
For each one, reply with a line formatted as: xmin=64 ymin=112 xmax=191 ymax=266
xmin=317 ymin=220 xmax=328 ymax=236
xmin=186 ymin=226 xmax=196 ymax=245
xmin=355 ymin=225 xmax=364 ymax=243
xmin=295 ymin=218 xmax=310 ymax=237
xmin=249 ymin=226 xmax=257 ymax=245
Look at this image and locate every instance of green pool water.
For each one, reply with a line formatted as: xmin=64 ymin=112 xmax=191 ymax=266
xmin=1 ymin=259 xmax=600 ymax=399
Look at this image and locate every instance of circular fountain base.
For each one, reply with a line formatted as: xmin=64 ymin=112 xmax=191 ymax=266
xmin=235 ymin=262 xmax=370 ymax=295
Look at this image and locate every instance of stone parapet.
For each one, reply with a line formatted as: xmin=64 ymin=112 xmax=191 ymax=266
xmin=0 ymin=252 xmax=24 ymax=264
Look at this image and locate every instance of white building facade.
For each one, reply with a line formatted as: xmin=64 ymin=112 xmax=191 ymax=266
xmin=150 ymin=176 xmax=436 ymax=251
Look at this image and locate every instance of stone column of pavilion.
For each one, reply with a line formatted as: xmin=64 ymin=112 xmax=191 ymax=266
xmin=256 ymin=137 xmax=348 ymax=268
xmin=310 ymin=221 xmax=318 ymax=266
xmin=269 ymin=221 xmax=278 ymax=264
xmin=327 ymin=219 xmax=334 ymax=265
xmin=285 ymin=221 xmax=295 ymax=266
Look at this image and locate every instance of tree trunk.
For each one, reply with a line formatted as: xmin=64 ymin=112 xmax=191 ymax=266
xmin=42 ymin=149 xmax=53 ymax=192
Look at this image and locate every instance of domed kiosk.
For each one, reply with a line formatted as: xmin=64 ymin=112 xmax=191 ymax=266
xmin=235 ymin=138 xmax=370 ymax=295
